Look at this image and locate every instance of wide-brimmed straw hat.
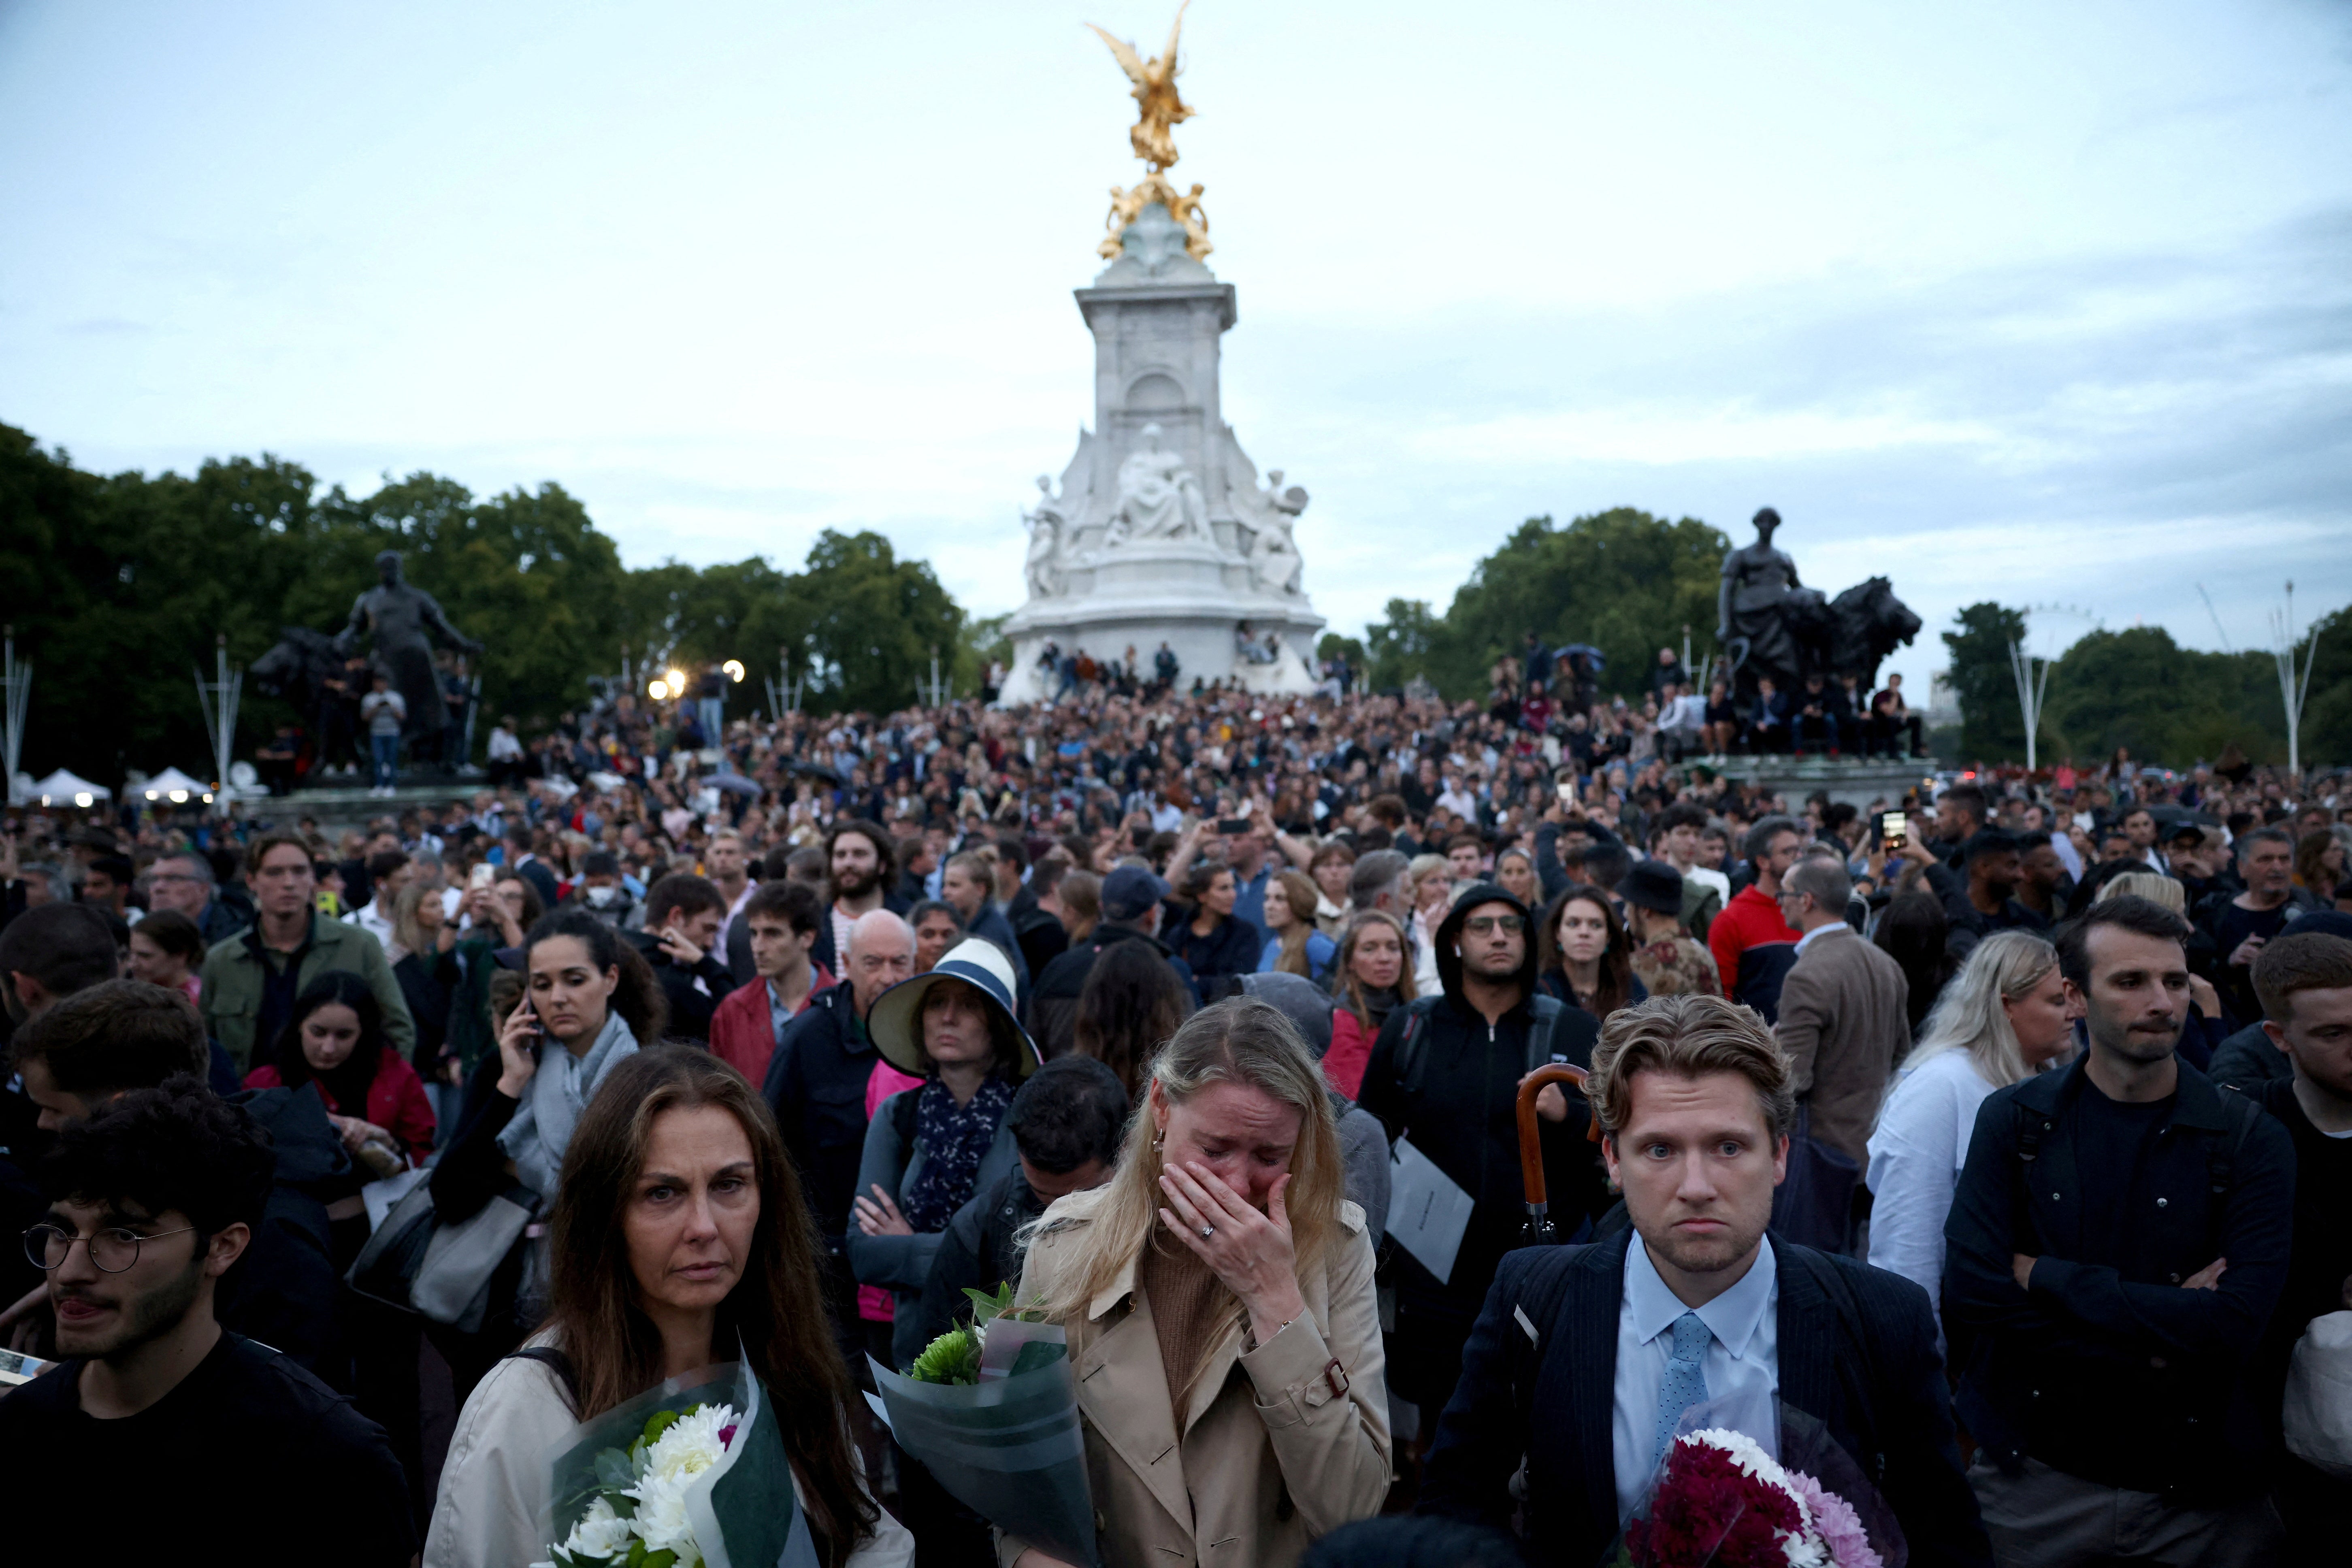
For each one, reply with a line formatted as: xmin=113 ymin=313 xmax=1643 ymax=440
xmin=866 ymin=938 xmax=1040 ymax=1080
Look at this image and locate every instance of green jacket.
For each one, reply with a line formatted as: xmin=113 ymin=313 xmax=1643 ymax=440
xmin=200 ymin=910 xmax=418 ymax=1072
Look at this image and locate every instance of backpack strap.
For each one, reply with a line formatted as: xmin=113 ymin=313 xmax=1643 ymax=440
xmin=1394 ymin=994 xmax=1447 ymax=1101
xmin=505 ymin=1346 xmax=580 ymax=1413
xmin=1525 ymin=994 xmax=1566 ymax=1076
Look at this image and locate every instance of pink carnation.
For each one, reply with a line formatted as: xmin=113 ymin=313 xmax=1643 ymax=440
xmin=718 ymin=1423 xmax=739 ymax=1448
xmin=1786 ymin=1471 xmax=1882 ymax=1568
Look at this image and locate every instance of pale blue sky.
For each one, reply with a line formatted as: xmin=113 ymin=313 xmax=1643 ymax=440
xmin=4 ymin=0 xmax=2349 ymax=693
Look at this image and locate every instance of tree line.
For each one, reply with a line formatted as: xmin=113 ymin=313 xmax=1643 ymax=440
xmin=0 ymin=424 xmax=967 ymax=788
xmin=7 ymin=424 xmax=2340 ymax=786
xmin=1319 ymin=506 xmax=2347 ymax=770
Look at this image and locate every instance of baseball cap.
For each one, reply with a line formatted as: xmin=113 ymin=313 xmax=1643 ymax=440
xmin=1101 ymin=865 xmax=1170 ymax=921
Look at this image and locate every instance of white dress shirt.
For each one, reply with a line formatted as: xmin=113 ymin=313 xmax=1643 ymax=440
xmin=1611 ymin=1234 xmax=1780 ymax=1523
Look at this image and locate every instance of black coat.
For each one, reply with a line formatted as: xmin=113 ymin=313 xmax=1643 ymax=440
xmin=624 ymin=928 xmax=738 ymax=1043
xmin=1165 ymin=906 xmax=1261 ymax=1000
xmin=1419 ymin=1233 xmax=1989 ymax=1568
xmin=217 ymin=1086 xmax=354 ymax=1385
xmin=1941 ymin=1055 xmax=2294 ymax=1501
xmin=1027 ymin=922 xmax=1196 ymax=1060
xmin=913 ymin=1163 xmax=1048 ymax=1349
xmin=761 ymin=984 xmax=886 ymax=1242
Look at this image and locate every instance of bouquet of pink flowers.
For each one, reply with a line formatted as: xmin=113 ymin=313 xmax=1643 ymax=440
xmin=1615 ymin=1398 xmax=1903 ymax=1568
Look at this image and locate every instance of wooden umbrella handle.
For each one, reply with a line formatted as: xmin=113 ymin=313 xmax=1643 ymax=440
xmin=1515 ymin=1062 xmax=1594 ymax=1216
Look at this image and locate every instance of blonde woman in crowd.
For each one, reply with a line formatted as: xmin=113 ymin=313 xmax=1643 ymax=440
xmin=1004 ymin=999 xmax=1389 ymax=1568
xmin=1864 ymin=931 xmax=2073 ymax=1323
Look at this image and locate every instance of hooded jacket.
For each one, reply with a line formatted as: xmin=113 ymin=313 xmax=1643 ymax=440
xmin=1356 ymin=884 xmax=1605 ymax=1324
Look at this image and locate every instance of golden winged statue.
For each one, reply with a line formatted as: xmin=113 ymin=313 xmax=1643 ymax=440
xmin=1086 ymin=2 xmax=1193 ymax=172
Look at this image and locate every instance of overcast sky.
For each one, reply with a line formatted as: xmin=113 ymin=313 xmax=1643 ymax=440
xmin=5 ymin=0 xmax=2349 ymax=696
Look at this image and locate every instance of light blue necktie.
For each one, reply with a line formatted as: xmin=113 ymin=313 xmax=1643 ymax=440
xmin=1652 ymin=1311 xmax=1712 ymax=1468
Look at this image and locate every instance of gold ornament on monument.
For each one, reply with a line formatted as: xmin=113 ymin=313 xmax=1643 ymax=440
xmin=1087 ymin=2 xmax=1212 ymax=262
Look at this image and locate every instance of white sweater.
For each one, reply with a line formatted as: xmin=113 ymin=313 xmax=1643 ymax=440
xmin=425 ymin=1334 xmax=913 ymax=1568
xmin=1864 ymin=1048 xmax=2001 ymax=1326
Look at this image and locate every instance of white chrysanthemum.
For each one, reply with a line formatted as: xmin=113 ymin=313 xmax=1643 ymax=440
xmin=644 ymin=1403 xmax=738 ymax=1483
xmin=558 ymin=1495 xmax=637 ymax=1561
xmin=627 ymin=1468 xmax=703 ymax=1567
xmin=1683 ymin=1428 xmax=1828 ymax=1562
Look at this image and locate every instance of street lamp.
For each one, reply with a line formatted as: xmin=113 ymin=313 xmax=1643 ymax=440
xmin=648 ymin=678 xmax=671 ymax=701
xmin=722 ymin=659 xmax=745 ymax=683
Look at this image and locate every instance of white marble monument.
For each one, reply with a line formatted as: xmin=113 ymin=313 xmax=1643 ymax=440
xmin=997 ymin=13 xmax=1322 ymax=703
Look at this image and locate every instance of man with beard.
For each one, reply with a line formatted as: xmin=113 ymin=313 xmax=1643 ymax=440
xmin=1943 ymin=897 xmax=2293 ymax=1566
xmin=1417 ymin=995 xmax=1986 ymax=1564
xmin=809 ymin=818 xmax=907 ymax=979
xmin=1356 ymin=882 xmax=1602 ymax=1445
xmin=0 ymin=1078 xmax=413 ymax=1564
xmin=1924 ymin=830 xmax=2049 ymax=964
xmin=2012 ymin=830 xmax=2072 ymax=923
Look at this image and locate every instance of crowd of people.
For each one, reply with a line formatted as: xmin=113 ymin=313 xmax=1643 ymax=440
xmin=2 ymin=673 xmax=2348 ymax=1567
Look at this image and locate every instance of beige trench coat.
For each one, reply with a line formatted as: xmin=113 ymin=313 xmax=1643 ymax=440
xmin=998 ymin=1188 xmax=1391 ymax=1568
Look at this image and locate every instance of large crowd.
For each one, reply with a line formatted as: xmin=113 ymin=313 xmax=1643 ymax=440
xmin=1 ymin=659 xmax=2348 ymax=1568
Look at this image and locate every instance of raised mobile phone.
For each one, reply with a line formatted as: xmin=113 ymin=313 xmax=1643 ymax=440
xmin=469 ymin=863 xmax=496 ymax=891
xmin=0 ymin=1346 xmax=56 ymax=1386
xmin=1878 ymin=810 xmax=1908 ymax=853
xmin=1217 ymin=818 xmax=1252 ymax=834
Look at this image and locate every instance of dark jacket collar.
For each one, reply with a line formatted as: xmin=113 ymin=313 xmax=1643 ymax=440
xmin=2010 ymin=1050 xmax=2230 ymax=1132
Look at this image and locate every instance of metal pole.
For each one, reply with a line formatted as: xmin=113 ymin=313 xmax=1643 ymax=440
xmin=2008 ymin=638 xmax=2050 ymax=773
xmin=2 ymin=626 xmax=29 ymax=805
xmin=2272 ymin=582 xmax=2320 ymax=780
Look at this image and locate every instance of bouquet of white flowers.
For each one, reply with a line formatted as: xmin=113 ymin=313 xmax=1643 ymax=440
xmin=535 ymin=1353 xmax=820 ymax=1568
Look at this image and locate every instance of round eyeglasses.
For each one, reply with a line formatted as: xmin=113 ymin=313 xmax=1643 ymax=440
xmin=24 ymin=1223 xmax=198 ymax=1274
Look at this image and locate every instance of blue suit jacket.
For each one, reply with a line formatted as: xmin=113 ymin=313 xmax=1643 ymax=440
xmin=1418 ymin=1231 xmax=1989 ymax=1568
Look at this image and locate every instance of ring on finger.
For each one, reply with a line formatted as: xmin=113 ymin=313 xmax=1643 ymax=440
xmin=1200 ymin=1225 xmax=1215 ymax=1240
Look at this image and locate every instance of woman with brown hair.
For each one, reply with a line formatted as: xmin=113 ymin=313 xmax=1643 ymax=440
xmin=1003 ymin=999 xmax=1389 ymax=1568
xmin=1073 ymin=936 xmax=1195 ymax=1099
xmin=2294 ymin=827 xmax=2346 ymax=897
xmin=849 ymin=940 xmax=1042 ymax=1367
xmin=426 ymin=1046 xmax=911 ymax=1568
xmin=1257 ymin=868 xmax=1337 ymax=980
xmin=1321 ymin=910 xmax=1415 ymax=1100
xmin=1534 ymin=884 xmax=1644 ymax=1019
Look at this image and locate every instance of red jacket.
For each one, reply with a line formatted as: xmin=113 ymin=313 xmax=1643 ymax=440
xmin=244 ymin=1050 xmax=437 ymax=1165
xmin=1324 ymin=1006 xmax=1376 ymax=1101
xmin=1708 ymin=883 xmax=1800 ymax=1000
xmin=707 ymin=965 xmax=835 ymax=1088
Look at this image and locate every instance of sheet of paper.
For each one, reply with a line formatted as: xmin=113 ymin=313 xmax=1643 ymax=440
xmin=360 ymin=1164 xmax=430 ymax=1233
xmin=1385 ymin=1136 xmax=1476 ymax=1287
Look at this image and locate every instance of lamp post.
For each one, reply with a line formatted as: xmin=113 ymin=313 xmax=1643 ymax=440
xmin=194 ymin=634 xmax=242 ymax=816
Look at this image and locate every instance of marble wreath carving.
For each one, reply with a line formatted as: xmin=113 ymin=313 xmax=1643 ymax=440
xmin=1022 ymin=423 xmax=1307 ymax=601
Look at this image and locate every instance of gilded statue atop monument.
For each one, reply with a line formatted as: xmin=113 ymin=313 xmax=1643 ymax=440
xmin=1089 ymin=4 xmax=1213 ymax=262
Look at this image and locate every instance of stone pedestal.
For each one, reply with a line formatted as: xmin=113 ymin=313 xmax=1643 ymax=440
xmin=999 ymin=202 xmax=1322 ymax=702
xmin=1704 ymin=755 xmax=1940 ymax=809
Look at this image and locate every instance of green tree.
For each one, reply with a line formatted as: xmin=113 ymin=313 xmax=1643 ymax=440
xmin=1941 ymin=602 xmax=2029 ymax=762
xmin=2041 ymin=627 xmax=2280 ymax=768
xmin=775 ymin=530 xmax=964 ymax=716
xmin=1363 ymin=599 xmax=1441 ymax=692
xmin=1425 ymin=509 xmax=1726 ymax=701
xmin=2295 ymin=606 xmax=2352 ymax=769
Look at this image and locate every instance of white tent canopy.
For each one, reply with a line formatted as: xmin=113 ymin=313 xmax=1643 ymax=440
xmin=137 ymin=766 xmax=212 ymax=801
xmin=32 ymin=769 xmax=111 ymax=805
